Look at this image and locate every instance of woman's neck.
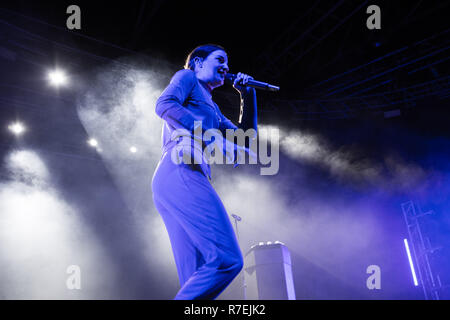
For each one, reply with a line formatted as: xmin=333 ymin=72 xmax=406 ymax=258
xmin=198 ymin=79 xmax=213 ymax=95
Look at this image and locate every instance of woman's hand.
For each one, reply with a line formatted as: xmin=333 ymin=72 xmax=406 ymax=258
xmin=232 ymin=72 xmax=255 ymax=96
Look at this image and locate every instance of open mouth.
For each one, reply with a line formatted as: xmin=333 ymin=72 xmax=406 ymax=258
xmin=217 ymin=69 xmax=227 ymax=78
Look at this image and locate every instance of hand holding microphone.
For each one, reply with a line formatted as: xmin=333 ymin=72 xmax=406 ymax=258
xmin=230 ymin=72 xmax=255 ymax=95
xmin=225 ymin=72 xmax=280 ymax=92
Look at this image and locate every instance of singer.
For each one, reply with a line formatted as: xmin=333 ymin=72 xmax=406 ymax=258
xmin=151 ymin=44 xmax=258 ymax=300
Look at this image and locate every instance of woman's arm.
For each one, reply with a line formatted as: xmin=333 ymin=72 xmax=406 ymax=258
xmin=155 ymin=69 xmax=197 ymax=131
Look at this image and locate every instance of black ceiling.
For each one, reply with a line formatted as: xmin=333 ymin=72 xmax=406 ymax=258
xmin=0 ymin=0 xmax=449 ymax=137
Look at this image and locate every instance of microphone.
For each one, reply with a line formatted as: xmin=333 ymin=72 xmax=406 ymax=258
xmin=225 ymin=73 xmax=280 ymax=92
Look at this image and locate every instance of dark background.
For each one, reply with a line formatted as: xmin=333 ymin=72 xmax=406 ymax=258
xmin=0 ymin=0 xmax=449 ymax=300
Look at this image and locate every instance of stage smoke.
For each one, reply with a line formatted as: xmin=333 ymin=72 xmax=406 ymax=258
xmin=259 ymin=124 xmax=426 ymax=193
xmin=0 ymin=149 xmax=118 ymax=299
xmin=212 ymin=171 xmax=383 ymax=294
xmin=76 ymin=58 xmax=182 ymax=294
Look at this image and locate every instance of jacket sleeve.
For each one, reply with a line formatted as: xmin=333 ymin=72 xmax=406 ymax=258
xmin=155 ymin=69 xmax=197 ymax=131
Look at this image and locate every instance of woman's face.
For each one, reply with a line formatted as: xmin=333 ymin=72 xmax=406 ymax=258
xmin=194 ymin=50 xmax=229 ymax=90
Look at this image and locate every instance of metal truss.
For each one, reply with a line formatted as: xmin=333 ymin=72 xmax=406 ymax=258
xmin=270 ymin=74 xmax=450 ymax=120
xmin=263 ymin=26 xmax=450 ymax=119
xmin=254 ymin=0 xmax=369 ymax=80
xmin=402 ymin=201 xmax=442 ymax=300
xmin=250 ymin=1 xmax=450 ymax=119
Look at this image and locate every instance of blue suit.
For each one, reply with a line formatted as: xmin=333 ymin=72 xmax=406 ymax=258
xmin=152 ymin=69 xmax=256 ymax=300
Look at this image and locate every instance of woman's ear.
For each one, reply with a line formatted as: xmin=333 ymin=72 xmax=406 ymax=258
xmin=193 ymin=57 xmax=203 ymax=69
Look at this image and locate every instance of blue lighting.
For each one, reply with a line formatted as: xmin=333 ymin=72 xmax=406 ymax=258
xmin=404 ymin=238 xmax=419 ymax=286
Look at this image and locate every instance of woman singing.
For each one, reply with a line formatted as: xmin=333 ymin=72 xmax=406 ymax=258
xmin=152 ymin=44 xmax=257 ymax=300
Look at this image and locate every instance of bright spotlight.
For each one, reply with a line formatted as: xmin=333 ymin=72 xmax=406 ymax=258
xmin=87 ymin=138 xmax=98 ymax=148
xmin=48 ymin=69 xmax=68 ymax=87
xmin=130 ymin=146 xmax=138 ymax=153
xmin=8 ymin=122 xmax=26 ymax=136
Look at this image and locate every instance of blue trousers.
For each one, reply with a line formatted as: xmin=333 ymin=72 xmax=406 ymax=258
xmin=151 ymin=151 xmax=243 ymax=300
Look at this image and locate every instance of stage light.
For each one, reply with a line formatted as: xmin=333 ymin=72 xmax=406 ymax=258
xmin=48 ymin=69 xmax=68 ymax=87
xmin=8 ymin=122 xmax=26 ymax=136
xmin=404 ymin=238 xmax=419 ymax=286
xmin=87 ymin=138 xmax=98 ymax=148
xmin=130 ymin=146 xmax=138 ymax=153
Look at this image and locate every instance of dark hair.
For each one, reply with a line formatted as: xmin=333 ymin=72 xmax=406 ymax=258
xmin=184 ymin=44 xmax=226 ymax=70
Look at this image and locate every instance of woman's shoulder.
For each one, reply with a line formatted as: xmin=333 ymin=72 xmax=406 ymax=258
xmin=171 ymin=69 xmax=197 ymax=84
